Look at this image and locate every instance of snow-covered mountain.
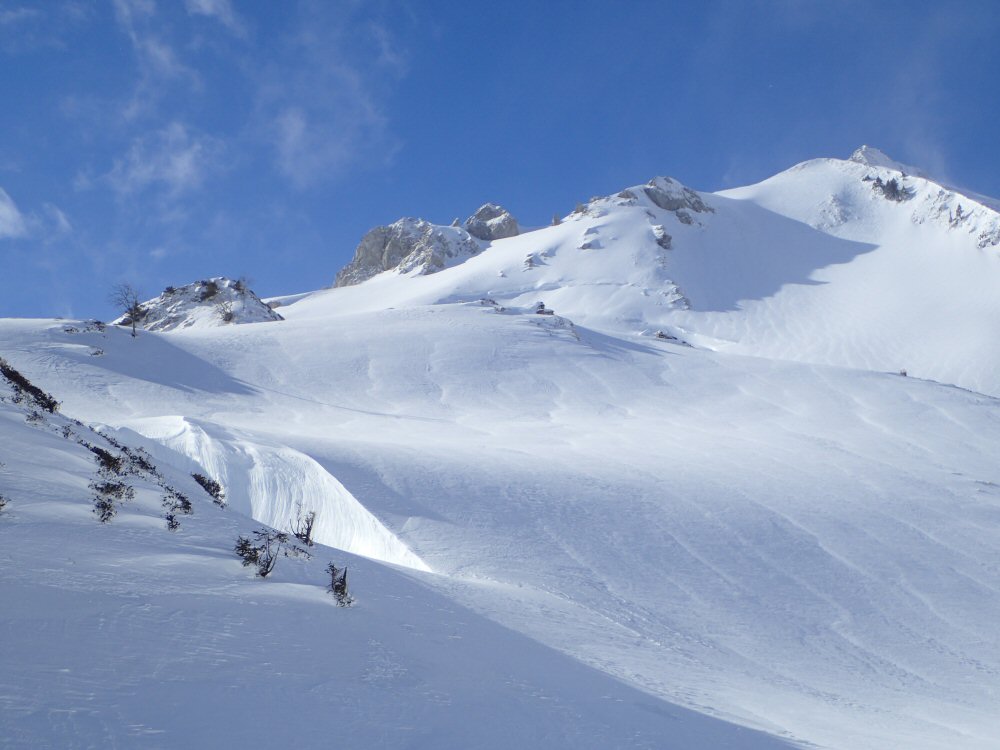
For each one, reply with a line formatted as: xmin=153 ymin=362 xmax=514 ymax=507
xmin=3 ymin=148 xmax=1000 ymax=750
xmin=321 ymin=147 xmax=1000 ymax=397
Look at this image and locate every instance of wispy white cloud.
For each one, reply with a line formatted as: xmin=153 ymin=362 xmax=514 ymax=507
xmin=184 ymin=0 xmax=247 ymax=37
xmin=112 ymin=0 xmax=199 ymax=119
xmin=43 ymin=203 xmax=73 ymax=235
xmin=0 ymin=189 xmax=75 ymax=243
xmin=255 ymin=3 xmax=406 ymax=188
xmin=0 ymin=187 xmax=28 ymax=239
xmin=0 ymin=2 xmax=92 ymax=53
xmin=107 ymin=122 xmax=223 ymax=197
xmin=113 ymin=0 xmax=185 ymax=79
xmin=0 ymin=6 xmax=39 ymax=25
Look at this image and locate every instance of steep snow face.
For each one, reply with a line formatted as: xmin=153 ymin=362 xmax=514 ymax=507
xmin=110 ymin=415 xmax=430 ymax=571
xmin=464 ymin=202 xmax=520 ymax=241
xmin=721 ymin=151 xmax=1000 ymax=246
xmin=334 ymin=218 xmax=483 ymax=287
xmin=114 ymin=277 xmax=283 ymax=332
xmin=696 ymin=150 xmax=1000 ymax=395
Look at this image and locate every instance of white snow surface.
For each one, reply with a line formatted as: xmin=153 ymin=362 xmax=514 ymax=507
xmin=3 ymin=148 xmax=1000 ymax=749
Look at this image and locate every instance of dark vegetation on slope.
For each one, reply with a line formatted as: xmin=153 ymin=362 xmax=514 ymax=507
xmin=0 ymin=357 xmax=60 ymax=413
xmin=0 ymin=358 xmax=353 ymax=601
xmin=864 ymin=175 xmax=914 ymax=202
xmin=192 ymin=472 xmax=226 ymax=506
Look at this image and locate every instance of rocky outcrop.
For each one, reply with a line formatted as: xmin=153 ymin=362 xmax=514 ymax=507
xmin=113 ymin=277 xmax=283 ymax=332
xmin=643 ymin=177 xmax=713 ymax=215
xmin=463 ymin=203 xmax=520 ymax=241
xmin=334 ymin=218 xmax=482 ymax=287
xmin=848 ymin=145 xmax=925 ymax=178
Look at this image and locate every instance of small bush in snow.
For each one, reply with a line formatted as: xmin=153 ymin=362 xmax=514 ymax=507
xmin=0 ymin=495 xmax=8 ymax=514
xmin=84 ymin=443 xmax=125 ymax=476
xmin=326 ymin=562 xmax=353 ymax=606
xmin=162 ymin=487 xmax=192 ymax=530
xmin=90 ymin=479 xmax=135 ymax=502
xmin=235 ymin=528 xmax=288 ymax=578
xmin=293 ymin=510 xmax=316 ymax=547
xmin=199 ymin=280 xmax=220 ymax=301
xmin=192 ymin=473 xmax=225 ymax=506
xmin=91 ymin=479 xmax=133 ymax=522
xmin=93 ymin=496 xmax=116 ymax=523
xmin=163 ymin=487 xmax=192 ymax=514
xmin=122 ymin=446 xmax=159 ymax=478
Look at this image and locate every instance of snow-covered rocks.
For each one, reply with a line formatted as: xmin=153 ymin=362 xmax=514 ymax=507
xmin=651 ymin=223 xmax=672 ymax=249
xmin=849 ymin=144 xmax=926 ymax=177
xmin=334 ymin=218 xmax=482 ymax=287
xmin=334 ymin=203 xmax=521 ymax=288
xmin=113 ymin=277 xmax=283 ymax=332
xmin=463 ymin=202 xmax=520 ymax=241
xmin=642 ymin=176 xmax=714 ymax=223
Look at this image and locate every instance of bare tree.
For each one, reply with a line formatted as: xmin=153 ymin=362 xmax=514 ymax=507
xmin=216 ymin=299 xmax=235 ymax=323
xmin=293 ymin=509 xmax=316 ymax=546
xmin=110 ymin=283 xmax=144 ymax=337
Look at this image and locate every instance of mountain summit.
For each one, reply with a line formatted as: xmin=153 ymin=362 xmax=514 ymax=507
xmin=848 ymin=144 xmax=926 ymax=176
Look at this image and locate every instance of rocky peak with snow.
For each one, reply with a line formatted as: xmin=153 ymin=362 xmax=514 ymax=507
xmin=464 ymin=203 xmax=520 ymax=241
xmin=849 ymin=145 xmax=926 ymax=178
xmin=113 ymin=277 xmax=283 ymax=332
xmin=334 ymin=217 xmax=483 ymax=287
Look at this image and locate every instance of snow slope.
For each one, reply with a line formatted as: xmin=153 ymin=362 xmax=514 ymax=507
xmin=3 ymin=147 xmax=1000 ymax=749
xmin=0 ymin=379 xmax=782 ymax=749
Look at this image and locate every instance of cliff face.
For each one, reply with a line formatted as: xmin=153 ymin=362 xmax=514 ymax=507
xmin=334 ymin=204 xmax=520 ymax=288
xmin=463 ymin=203 xmax=520 ymax=241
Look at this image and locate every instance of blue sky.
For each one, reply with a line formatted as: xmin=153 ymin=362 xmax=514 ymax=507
xmin=1 ymin=0 xmax=997 ymax=319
